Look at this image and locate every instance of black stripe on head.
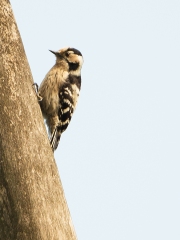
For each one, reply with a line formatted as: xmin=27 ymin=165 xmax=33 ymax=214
xmin=68 ymin=62 xmax=79 ymax=71
xmin=68 ymin=48 xmax=82 ymax=56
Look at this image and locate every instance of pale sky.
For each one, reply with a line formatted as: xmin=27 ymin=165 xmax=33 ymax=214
xmin=10 ymin=1 xmax=180 ymax=239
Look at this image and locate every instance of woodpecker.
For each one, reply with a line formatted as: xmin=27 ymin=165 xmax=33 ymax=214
xmin=36 ymin=47 xmax=83 ymax=151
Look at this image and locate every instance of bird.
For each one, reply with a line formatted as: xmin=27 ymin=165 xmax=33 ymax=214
xmin=35 ymin=47 xmax=83 ymax=151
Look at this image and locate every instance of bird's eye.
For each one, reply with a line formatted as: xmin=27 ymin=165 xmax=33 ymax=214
xmin=66 ymin=51 xmax=74 ymax=57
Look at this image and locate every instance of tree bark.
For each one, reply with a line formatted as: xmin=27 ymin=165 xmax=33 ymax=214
xmin=0 ymin=1 xmax=77 ymax=239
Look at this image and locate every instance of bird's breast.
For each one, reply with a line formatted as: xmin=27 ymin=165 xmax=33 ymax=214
xmin=39 ymin=69 xmax=68 ymax=117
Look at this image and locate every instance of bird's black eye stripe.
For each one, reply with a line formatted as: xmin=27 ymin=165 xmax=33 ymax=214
xmin=68 ymin=62 xmax=79 ymax=71
xmin=68 ymin=48 xmax=82 ymax=56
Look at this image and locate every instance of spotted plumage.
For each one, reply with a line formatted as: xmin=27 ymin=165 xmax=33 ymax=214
xmin=36 ymin=47 xmax=83 ymax=151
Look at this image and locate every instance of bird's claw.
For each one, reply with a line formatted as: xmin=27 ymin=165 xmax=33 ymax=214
xmin=32 ymin=83 xmax=43 ymax=101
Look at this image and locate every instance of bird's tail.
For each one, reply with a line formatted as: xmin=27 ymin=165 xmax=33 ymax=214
xmin=50 ymin=127 xmax=61 ymax=151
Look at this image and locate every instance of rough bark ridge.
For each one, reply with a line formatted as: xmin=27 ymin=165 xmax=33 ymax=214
xmin=0 ymin=0 xmax=77 ymax=239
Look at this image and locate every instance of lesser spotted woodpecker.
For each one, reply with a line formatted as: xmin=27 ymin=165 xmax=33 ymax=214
xmin=36 ymin=47 xmax=83 ymax=151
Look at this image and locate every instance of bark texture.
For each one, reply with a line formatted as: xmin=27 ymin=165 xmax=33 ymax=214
xmin=0 ymin=1 xmax=77 ymax=239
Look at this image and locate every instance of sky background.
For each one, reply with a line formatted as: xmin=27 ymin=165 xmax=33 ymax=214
xmin=10 ymin=1 xmax=180 ymax=239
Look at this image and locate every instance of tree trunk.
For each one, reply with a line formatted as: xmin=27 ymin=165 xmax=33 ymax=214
xmin=0 ymin=0 xmax=77 ymax=239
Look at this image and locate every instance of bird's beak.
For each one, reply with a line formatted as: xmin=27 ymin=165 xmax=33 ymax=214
xmin=49 ymin=50 xmax=57 ymax=55
xmin=49 ymin=50 xmax=63 ymax=59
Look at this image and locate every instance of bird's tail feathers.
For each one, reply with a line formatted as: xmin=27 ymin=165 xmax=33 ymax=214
xmin=50 ymin=127 xmax=61 ymax=151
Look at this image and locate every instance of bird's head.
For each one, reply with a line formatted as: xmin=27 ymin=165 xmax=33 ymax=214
xmin=49 ymin=47 xmax=83 ymax=75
